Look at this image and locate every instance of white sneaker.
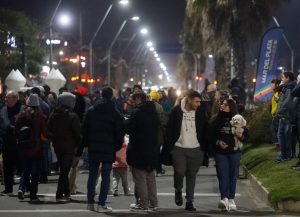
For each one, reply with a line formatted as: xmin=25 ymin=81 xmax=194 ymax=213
xmin=97 ymin=205 xmax=112 ymax=213
xmin=228 ymin=199 xmax=237 ymax=211
xmin=218 ymin=198 xmax=229 ymax=211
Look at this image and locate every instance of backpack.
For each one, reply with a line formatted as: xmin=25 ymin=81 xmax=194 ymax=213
xmin=16 ymin=124 xmax=36 ymax=150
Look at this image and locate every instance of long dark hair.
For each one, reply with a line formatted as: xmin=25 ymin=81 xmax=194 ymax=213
xmin=211 ymin=98 xmax=238 ymax=124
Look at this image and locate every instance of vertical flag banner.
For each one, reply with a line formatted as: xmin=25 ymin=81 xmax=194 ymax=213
xmin=254 ymin=27 xmax=284 ymax=102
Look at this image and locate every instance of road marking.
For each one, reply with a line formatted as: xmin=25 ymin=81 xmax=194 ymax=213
xmin=34 ymin=192 xmax=241 ymax=197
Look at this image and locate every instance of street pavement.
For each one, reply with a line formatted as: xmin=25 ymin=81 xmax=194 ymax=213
xmin=0 ymin=160 xmax=298 ymax=217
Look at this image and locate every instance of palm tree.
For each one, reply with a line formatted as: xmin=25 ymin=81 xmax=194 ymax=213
xmin=180 ymin=0 xmax=286 ymax=87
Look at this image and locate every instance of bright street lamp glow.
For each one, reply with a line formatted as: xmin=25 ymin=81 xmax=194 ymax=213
xmin=156 ymin=58 xmax=160 ymax=62
xmin=147 ymin=41 xmax=153 ymax=47
xmin=131 ymin=16 xmax=140 ymax=21
xmin=208 ymin=54 xmax=213 ymax=58
xmin=119 ymin=0 xmax=129 ymax=5
xmin=130 ymin=78 xmax=134 ymax=82
xmin=59 ymin=50 xmax=64 ymax=56
xmin=140 ymin=28 xmax=148 ymax=35
xmin=150 ymin=47 xmax=155 ymax=51
xmin=58 ymin=13 xmax=72 ymax=26
xmin=158 ymin=74 xmax=163 ymax=80
xmin=154 ymin=53 xmax=158 ymax=58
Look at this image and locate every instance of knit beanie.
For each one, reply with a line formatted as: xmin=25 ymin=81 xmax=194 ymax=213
xmin=149 ymin=90 xmax=160 ymax=101
xmin=58 ymin=92 xmax=76 ymax=109
xmin=26 ymin=94 xmax=40 ymax=107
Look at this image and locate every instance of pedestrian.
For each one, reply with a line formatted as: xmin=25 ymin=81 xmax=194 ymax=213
xmin=209 ymin=98 xmax=247 ymax=211
xmin=162 ymin=90 xmax=208 ymax=211
xmin=125 ymin=90 xmax=160 ymax=211
xmin=48 ymin=92 xmax=81 ymax=202
xmin=112 ymin=141 xmax=130 ymax=196
xmin=82 ymin=86 xmax=124 ymax=212
xmin=15 ymin=94 xmax=50 ymax=202
xmin=270 ymin=79 xmax=281 ymax=150
xmin=0 ymin=91 xmax=24 ymax=195
xmin=149 ymin=90 xmax=166 ymax=176
xmin=275 ymin=71 xmax=296 ymax=162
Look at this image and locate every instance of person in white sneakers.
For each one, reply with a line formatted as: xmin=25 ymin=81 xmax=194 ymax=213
xmin=209 ymin=98 xmax=247 ymax=211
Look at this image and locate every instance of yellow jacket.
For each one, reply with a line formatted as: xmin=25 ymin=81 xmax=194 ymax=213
xmin=271 ymin=92 xmax=279 ymax=117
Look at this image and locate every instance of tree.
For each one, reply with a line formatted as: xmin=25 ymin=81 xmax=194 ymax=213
xmin=0 ymin=8 xmax=44 ymax=81
xmin=180 ymin=0 xmax=286 ymax=87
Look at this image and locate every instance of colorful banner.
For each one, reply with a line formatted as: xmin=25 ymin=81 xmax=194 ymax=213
xmin=254 ymin=27 xmax=284 ymax=102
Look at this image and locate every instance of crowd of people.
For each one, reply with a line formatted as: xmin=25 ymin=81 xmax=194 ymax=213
xmin=0 ymin=80 xmax=248 ymax=213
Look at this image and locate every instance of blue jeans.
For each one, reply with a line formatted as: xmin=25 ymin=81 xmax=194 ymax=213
xmin=271 ymin=116 xmax=280 ymax=144
xmin=19 ymin=158 xmax=41 ymax=199
xmin=215 ymin=152 xmax=241 ymax=199
xmin=87 ymin=160 xmax=112 ymax=206
xmin=278 ymin=118 xmax=292 ymax=159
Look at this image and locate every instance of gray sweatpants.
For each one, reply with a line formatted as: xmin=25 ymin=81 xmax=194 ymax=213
xmin=131 ymin=167 xmax=158 ymax=208
xmin=171 ymin=146 xmax=204 ymax=202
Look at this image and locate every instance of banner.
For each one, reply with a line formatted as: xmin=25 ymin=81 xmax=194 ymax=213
xmin=254 ymin=27 xmax=284 ymax=102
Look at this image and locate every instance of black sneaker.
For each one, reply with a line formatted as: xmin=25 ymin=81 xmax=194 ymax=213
xmin=18 ymin=190 xmax=24 ymax=200
xmin=175 ymin=191 xmax=183 ymax=206
xmin=0 ymin=190 xmax=13 ymax=196
xmin=185 ymin=202 xmax=196 ymax=211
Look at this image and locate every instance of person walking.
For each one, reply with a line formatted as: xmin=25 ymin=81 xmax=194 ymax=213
xmin=82 ymin=87 xmax=124 ymax=212
xmin=0 ymin=91 xmax=24 ymax=195
xmin=209 ymin=98 xmax=247 ymax=211
xmin=15 ymin=94 xmax=50 ymax=202
xmin=125 ymin=90 xmax=160 ymax=211
xmin=163 ymin=90 xmax=208 ymax=211
xmin=48 ymin=92 xmax=81 ymax=202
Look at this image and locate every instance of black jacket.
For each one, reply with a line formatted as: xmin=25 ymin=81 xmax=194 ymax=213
xmin=82 ymin=99 xmax=124 ymax=162
xmin=161 ymin=103 xmax=208 ymax=165
xmin=209 ymin=111 xmax=248 ymax=154
xmin=125 ymin=101 xmax=160 ymax=171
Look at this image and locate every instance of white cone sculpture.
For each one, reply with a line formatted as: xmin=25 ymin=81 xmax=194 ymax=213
xmin=5 ymin=69 xmax=27 ymax=92
xmin=45 ymin=68 xmax=66 ymax=94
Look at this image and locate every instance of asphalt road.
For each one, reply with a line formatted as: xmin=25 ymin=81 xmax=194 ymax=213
xmin=0 ymin=160 xmax=298 ymax=217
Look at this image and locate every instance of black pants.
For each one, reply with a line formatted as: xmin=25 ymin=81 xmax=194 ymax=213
xmin=56 ymin=153 xmax=73 ymax=198
xmin=2 ymin=148 xmax=21 ymax=192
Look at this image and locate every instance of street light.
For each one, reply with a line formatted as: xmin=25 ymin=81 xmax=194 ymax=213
xmin=57 ymin=13 xmax=72 ymax=26
xmin=107 ymin=16 xmax=139 ymax=86
xmin=89 ymin=0 xmax=129 ymax=78
xmin=49 ymin=0 xmax=63 ymax=69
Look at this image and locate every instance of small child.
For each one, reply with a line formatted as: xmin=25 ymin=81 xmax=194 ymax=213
xmin=112 ymin=143 xmax=130 ymax=196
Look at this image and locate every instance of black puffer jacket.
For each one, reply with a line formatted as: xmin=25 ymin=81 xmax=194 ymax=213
xmin=125 ymin=101 xmax=160 ymax=171
xmin=82 ymin=99 xmax=124 ymax=162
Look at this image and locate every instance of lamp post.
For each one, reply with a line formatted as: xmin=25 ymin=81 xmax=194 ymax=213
xmin=49 ymin=0 xmax=63 ymax=69
xmin=107 ymin=16 xmax=139 ymax=86
xmin=89 ymin=4 xmax=113 ymax=78
xmin=89 ymin=0 xmax=129 ymax=78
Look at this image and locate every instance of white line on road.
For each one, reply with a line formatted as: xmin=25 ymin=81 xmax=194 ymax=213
xmin=35 ymin=192 xmax=241 ymax=197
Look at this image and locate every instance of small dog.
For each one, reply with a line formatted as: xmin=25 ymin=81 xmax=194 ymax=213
xmin=230 ymin=114 xmax=247 ymax=150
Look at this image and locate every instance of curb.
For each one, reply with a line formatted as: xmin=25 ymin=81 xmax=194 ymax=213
xmin=242 ymin=165 xmax=300 ymax=212
xmin=241 ymin=165 xmax=270 ymax=206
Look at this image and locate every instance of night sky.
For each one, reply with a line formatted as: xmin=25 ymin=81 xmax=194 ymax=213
xmin=1 ymin=0 xmax=300 ymax=73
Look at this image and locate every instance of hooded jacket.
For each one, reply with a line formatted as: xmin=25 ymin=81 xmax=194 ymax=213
xmin=48 ymin=106 xmax=81 ymax=155
xmin=82 ymin=99 xmax=124 ymax=162
xmin=125 ymin=101 xmax=160 ymax=171
xmin=276 ymin=81 xmax=296 ymax=120
xmin=162 ymin=97 xmax=208 ymax=164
